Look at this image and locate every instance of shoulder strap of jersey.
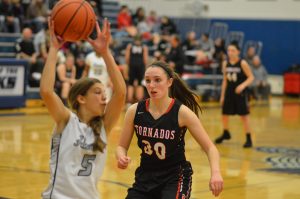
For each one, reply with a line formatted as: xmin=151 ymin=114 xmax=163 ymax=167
xmin=166 ymin=99 xmax=181 ymax=115
xmin=137 ymin=99 xmax=147 ymax=112
xmin=134 ymin=100 xmax=147 ymax=124
xmin=238 ymin=59 xmax=242 ymax=66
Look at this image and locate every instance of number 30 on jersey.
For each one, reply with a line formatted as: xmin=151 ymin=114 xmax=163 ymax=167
xmin=142 ymin=140 xmax=166 ymax=160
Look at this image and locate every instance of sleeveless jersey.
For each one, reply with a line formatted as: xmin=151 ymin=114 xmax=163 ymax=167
xmin=129 ymin=44 xmax=144 ymax=67
xmin=56 ymin=66 xmax=73 ymax=84
xmin=65 ymin=68 xmax=72 ymax=78
xmin=42 ymin=112 xmax=107 ymax=199
xmin=225 ymin=59 xmax=247 ymax=92
xmin=86 ymin=51 xmax=112 ymax=100
xmin=86 ymin=52 xmax=109 ymax=86
xmin=134 ymin=99 xmax=187 ymax=170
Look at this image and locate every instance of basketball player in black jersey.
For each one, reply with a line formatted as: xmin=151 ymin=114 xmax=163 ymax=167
xmin=125 ymin=35 xmax=149 ymax=104
xmin=116 ymin=61 xmax=223 ymax=198
xmin=215 ymin=42 xmax=254 ymax=148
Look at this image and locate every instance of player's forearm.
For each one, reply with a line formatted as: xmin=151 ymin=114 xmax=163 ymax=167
xmin=60 ymin=76 xmax=73 ymax=83
xmin=102 ymin=51 xmax=126 ymax=97
xmin=116 ymin=146 xmax=127 ymax=159
xmin=40 ymin=47 xmax=58 ymax=94
xmin=220 ymin=80 xmax=227 ymax=98
xmin=241 ymin=75 xmax=254 ymax=88
xmin=206 ymin=145 xmax=221 ymax=175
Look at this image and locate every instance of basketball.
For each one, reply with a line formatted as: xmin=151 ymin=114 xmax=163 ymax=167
xmin=50 ymin=0 xmax=96 ymax=42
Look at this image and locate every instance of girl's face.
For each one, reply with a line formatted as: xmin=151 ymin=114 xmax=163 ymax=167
xmin=227 ymin=45 xmax=240 ymax=60
xmin=144 ymin=67 xmax=172 ymax=99
xmin=82 ymin=83 xmax=107 ymax=116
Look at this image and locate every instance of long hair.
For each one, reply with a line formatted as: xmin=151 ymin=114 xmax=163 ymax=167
xmin=68 ymin=78 xmax=106 ymax=152
xmin=147 ymin=61 xmax=201 ymax=116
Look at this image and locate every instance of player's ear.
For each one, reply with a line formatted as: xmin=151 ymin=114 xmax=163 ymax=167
xmin=76 ymin=95 xmax=86 ymax=105
xmin=167 ymin=78 xmax=173 ymax=87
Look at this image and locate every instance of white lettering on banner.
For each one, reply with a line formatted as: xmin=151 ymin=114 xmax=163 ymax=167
xmin=0 ymin=66 xmax=24 ymax=96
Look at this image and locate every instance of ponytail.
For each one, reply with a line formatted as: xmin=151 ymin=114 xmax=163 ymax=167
xmin=148 ymin=61 xmax=201 ymax=116
xmin=88 ymin=116 xmax=107 ymax=152
xmin=170 ymin=72 xmax=201 ymax=116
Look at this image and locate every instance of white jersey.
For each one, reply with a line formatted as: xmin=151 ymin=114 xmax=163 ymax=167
xmin=42 ymin=112 xmax=107 ymax=199
xmin=86 ymin=52 xmax=112 ymax=100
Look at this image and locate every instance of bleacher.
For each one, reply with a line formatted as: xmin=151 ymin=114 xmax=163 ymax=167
xmin=170 ymin=19 xmax=263 ymax=100
xmin=0 ymin=1 xmax=122 ymax=105
xmin=0 ymin=0 xmax=265 ymax=107
xmin=102 ymin=0 xmax=119 ymax=31
xmin=0 ymin=32 xmax=20 ymax=58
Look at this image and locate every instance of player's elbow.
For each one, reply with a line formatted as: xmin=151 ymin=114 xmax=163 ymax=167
xmin=39 ymin=85 xmax=54 ymax=99
xmin=249 ymin=75 xmax=254 ymax=84
xmin=116 ymin=84 xmax=127 ymax=99
xmin=203 ymin=141 xmax=219 ymax=155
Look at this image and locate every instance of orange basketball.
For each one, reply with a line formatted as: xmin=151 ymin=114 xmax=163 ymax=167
xmin=50 ymin=0 xmax=96 ymax=42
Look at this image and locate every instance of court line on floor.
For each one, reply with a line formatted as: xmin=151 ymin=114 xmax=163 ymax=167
xmin=0 ymin=113 xmax=25 ymax=117
xmin=0 ymin=165 xmax=131 ymax=188
xmin=0 ymin=165 xmax=49 ymax=174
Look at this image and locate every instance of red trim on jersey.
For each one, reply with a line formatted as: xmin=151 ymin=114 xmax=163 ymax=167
xmin=145 ymin=98 xmax=175 ymax=114
xmin=146 ymin=98 xmax=150 ymax=112
xmin=176 ymin=174 xmax=183 ymax=199
xmin=165 ymin=98 xmax=175 ymax=114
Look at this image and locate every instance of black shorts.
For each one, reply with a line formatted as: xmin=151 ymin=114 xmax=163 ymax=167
xmin=222 ymin=89 xmax=249 ymax=115
xmin=126 ymin=161 xmax=193 ymax=199
xmin=128 ymin=64 xmax=145 ymax=86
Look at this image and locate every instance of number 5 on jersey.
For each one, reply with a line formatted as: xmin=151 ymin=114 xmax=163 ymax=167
xmin=142 ymin=140 xmax=166 ymax=160
xmin=78 ymin=154 xmax=96 ymax=176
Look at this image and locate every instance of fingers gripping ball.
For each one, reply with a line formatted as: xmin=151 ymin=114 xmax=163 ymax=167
xmin=50 ymin=0 xmax=96 ymax=42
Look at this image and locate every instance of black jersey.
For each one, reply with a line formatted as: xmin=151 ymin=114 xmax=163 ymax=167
xmin=56 ymin=68 xmax=73 ymax=83
xmin=225 ymin=59 xmax=247 ymax=91
xmin=134 ymin=99 xmax=187 ymax=170
xmin=129 ymin=44 xmax=144 ymax=67
xmin=222 ymin=59 xmax=249 ymax=115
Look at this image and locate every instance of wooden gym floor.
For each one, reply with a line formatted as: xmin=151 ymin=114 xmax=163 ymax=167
xmin=0 ymin=96 xmax=299 ymax=199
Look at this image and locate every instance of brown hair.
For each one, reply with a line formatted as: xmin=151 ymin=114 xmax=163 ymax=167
xmin=229 ymin=40 xmax=241 ymax=51
xmin=68 ymin=78 xmax=106 ymax=152
xmin=147 ymin=61 xmax=201 ymax=116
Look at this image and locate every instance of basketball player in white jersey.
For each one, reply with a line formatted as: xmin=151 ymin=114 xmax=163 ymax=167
xmin=40 ymin=18 xmax=126 ymax=199
xmin=84 ymin=47 xmax=113 ymax=101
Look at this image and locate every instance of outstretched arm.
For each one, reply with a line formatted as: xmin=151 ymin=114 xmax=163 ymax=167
xmin=40 ymin=18 xmax=70 ymax=129
xmin=179 ymin=105 xmax=223 ymax=197
xmin=87 ymin=19 xmax=126 ymax=134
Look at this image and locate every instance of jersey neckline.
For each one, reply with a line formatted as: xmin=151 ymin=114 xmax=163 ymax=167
xmin=145 ymin=98 xmax=175 ymax=120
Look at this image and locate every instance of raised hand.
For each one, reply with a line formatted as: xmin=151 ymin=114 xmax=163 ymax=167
xmin=87 ymin=18 xmax=111 ymax=55
xmin=48 ymin=18 xmax=64 ymax=50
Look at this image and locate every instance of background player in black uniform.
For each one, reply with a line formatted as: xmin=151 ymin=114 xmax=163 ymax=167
xmin=116 ymin=61 xmax=223 ymax=198
xmin=125 ymin=35 xmax=149 ymax=104
xmin=215 ymin=42 xmax=254 ymax=148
